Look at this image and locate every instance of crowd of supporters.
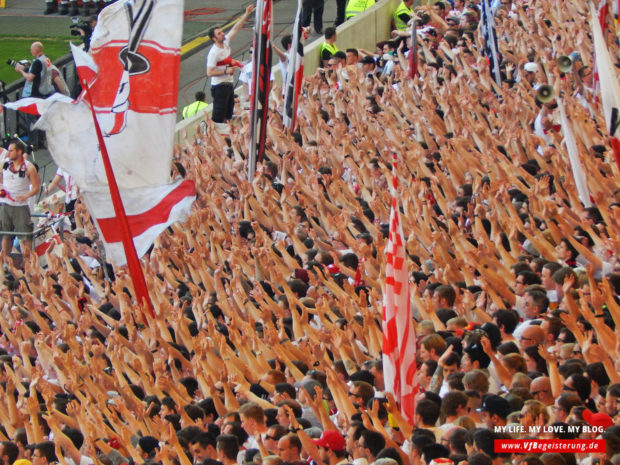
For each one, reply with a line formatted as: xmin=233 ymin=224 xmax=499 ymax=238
xmin=1 ymin=1 xmax=620 ymax=465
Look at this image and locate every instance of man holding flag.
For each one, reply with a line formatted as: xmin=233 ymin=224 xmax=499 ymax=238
xmin=206 ymin=4 xmax=254 ymax=124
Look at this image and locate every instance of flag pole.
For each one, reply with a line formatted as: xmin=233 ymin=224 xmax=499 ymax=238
xmin=82 ymin=79 xmax=155 ymax=322
xmin=408 ymin=18 xmax=417 ymax=79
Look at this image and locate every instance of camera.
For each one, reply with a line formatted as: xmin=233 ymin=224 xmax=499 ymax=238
xmin=70 ymin=17 xmax=95 ymax=51
xmin=70 ymin=16 xmax=93 ymax=36
xmin=6 ymin=58 xmax=31 ymax=69
xmin=6 ymin=59 xmax=30 ymax=69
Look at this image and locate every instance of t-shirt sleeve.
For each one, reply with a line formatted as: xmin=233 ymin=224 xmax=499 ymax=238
xmin=321 ymin=48 xmax=332 ymax=61
xmin=206 ymin=49 xmax=219 ymax=70
xmin=30 ymin=59 xmax=42 ymax=75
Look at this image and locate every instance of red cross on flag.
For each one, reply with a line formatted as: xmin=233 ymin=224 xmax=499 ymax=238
xmin=382 ymin=154 xmax=417 ymax=424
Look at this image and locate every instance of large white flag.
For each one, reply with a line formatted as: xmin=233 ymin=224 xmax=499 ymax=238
xmin=31 ymin=0 xmax=195 ymax=266
xmin=591 ymin=3 xmax=620 ymax=174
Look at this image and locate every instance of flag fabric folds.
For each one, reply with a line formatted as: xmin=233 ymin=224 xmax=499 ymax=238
xmin=481 ymin=0 xmax=501 ymax=85
xmin=558 ymin=100 xmax=592 ymax=208
xmin=18 ymin=0 xmax=196 ymax=267
xmin=591 ymin=3 xmax=620 ymax=173
xmin=283 ymin=0 xmax=304 ymax=130
xmin=382 ymin=154 xmax=417 ymax=424
xmin=3 ymin=94 xmax=73 ymax=115
xmin=248 ymin=0 xmax=273 ymax=180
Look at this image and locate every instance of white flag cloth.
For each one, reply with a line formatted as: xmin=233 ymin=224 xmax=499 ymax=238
xmin=591 ymin=4 xmax=620 ymax=143
xmin=3 ymin=94 xmax=73 ymax=115
xmin=382 ymin=158 xmax=417 ymax=424
xmin=30 ymin=0 xmax=196 ymax=266
xmin=558 ymin=100 xmax=592 ymax=208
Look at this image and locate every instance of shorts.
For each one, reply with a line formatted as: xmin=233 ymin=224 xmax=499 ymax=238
xmin=0 ymin=204 xmax=33 ymax=240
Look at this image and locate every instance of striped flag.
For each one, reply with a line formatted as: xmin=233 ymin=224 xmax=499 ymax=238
xmin=591 ymin=3 xmax=620 ymax=173
xmin=283 ymin=0 xmax=304 ymax=130
xmin=382 ymin=154 xmax=417 ymax=424
xmin=481 ymin=0 xmax=501 ymax=85
xmin=248 ymin=0 xmax=273 ymax=180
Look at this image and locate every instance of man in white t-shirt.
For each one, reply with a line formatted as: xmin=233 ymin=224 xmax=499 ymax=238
xmin=206 ymin=4 xmax=254 ymax=123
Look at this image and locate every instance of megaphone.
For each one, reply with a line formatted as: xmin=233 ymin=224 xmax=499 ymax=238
xmin=557 ymin=55 xmax=573 ymax=73
xmin=536 ymin=85 xmax=555 ymax=103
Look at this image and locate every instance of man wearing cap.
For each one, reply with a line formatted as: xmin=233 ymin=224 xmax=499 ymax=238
xmin=521 ymin=62 xmax=541 ymax=89
xmin=360 ymin=56 xmax=376 ymax=78
xmin=478 ymin=395 xmax=510 ymax=430
xmin=284 ymin=407 xmax=346 ymax=465
xmin=314 ymin=430 xmax=348 ymax=465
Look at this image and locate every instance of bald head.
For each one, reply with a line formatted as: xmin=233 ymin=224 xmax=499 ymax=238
xmin=531 ymin=376 xmax=554 ymax=405
xmin=521 ymin=325 xmax=544 ymax=349
xmin=31 ymin=42 xmax=43 ymax=57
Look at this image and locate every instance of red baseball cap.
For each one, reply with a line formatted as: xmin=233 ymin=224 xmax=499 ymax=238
xmin=582 ymin=409 xmax=613 ymax=430
xmin=312 ymin=430 xmax=345 ymax=451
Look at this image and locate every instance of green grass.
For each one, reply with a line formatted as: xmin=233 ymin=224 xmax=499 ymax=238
xmin=0 ymin=37 xmax=73 ymax=86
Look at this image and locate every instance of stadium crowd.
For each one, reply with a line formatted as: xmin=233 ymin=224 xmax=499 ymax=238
xmin=1 ymin=1 xmax=620 ymax=465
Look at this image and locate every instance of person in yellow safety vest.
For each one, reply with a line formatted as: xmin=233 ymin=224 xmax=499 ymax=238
xmin=319 ymin=27 xmax=339 ymax=68
xmin=345 ymin=0 xmax=375 ymax=20
xmin=393 ymin=0 xmax=414 ymax=31
xmin=182 ymin=91 xmax=208 ymax=119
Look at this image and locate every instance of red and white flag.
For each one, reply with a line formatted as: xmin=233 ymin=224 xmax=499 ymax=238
xmin=382 ymin=154 xmax=417 ymax=424
xmin=2 ymin=94 xmax=73 ymax=115
xmin=30 ymin=0 xmax=196 ymax=266
xmin=591 ymin=3 xmax=620 ymax=173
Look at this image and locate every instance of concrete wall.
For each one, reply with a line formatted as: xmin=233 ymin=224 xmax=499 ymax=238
xmin=302 ymin=0 xmax=401 ymax=75
xmin=175 ymin=0 xmax=401 ymax=143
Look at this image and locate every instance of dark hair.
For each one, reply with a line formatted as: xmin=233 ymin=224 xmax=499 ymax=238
xmin=34 ymin=442 xmax=57 ymax=463
xmin=493 ymin=309 xmax=519 ymax=334
xmin=8 ymin=138 xmax=26 ymax=154
xmin=586 ymin=362 xmax=610 ymax=388
xmin=324 ymin=27 xmax=337 ymax=39
xmin=216 ymin=434 xmax=239 ymax=460
xmin=194 ymin=91 xmax=206 ymax=102
xmin=518 ymin=270 xmax=542 ymax=286
xmin=281 ymin=34 xmax=292 ymax=49
xmin=375 ymin=447 xmax=402 ymax=465
xmin=275 ymin=382 xmax=296 ymax=399
xmin=1 ymin=442 xmax=19 ymax=465
xmin=416 ymin=399 xmax=440 ymax=425
xmin=434 ymin=284 xmax=457 ymax=307
xmin=468 ymin=452 xmax=493 ymax=465
xmin=62 ymin=427 xmax=84 ymax=450
xmin=207 ymin=27 xmax=219 ymax=39
xmin=191 ymin=432 xmax=216 ymax=449
xmin=360 ymin=430 xmax=386 ymax=457
xmin=422 ymin=443 xmax=450 ymax=463
xmin=185 ymin=404 xmax=205 ymax=421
